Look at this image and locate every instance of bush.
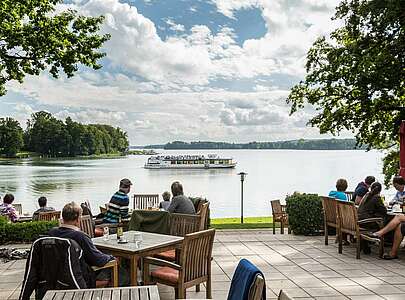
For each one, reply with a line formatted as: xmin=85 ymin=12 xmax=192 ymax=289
xmin=286 ymin=192 xmax=323 ymax=235
xmin=0 ymin=216 xmax=58 ymax=244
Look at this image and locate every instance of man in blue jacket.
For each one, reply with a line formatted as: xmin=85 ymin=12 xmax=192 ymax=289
xmin=49 ymin=202 xmax=115 ymax=286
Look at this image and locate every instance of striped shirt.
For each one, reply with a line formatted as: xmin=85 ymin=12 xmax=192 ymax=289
xmin=103 ymin=191 xmax=129 ymax=223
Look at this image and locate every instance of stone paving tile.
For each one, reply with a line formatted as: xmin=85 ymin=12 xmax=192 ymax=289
xmin=349 ymin=296 xmax=384 ymax=300
xmin=380 ymin=295 xmax=405 ymax=300
xmin=333 ymin=285 xmax=374 ymax=296
xmin=366 ymin=284 xmax=404 ymax=295
xmin=378 ymin=276 xmax=405 ymax=284
xmin=303 ymin=286 xmax=342 ymax=297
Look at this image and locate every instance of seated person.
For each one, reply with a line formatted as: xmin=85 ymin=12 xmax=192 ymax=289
xmin=353 ymin=176 xmax=375 ymax=205
xmin=389 ymin=176 xmax=405 ymax=207
xmin=328 ymin=178 xmax=348 ymax=201
xmin=167 ymin=181 xmax=196 ymax=214
xmin=0 ymin=194 xmax=19 ymax=222
xmin=159 ymin=191 xmax=171 ymax=211
xmin=357 ymin=182 xmax=387 ymax=224
xmin=49 ymin=202 xmax=114 ymax=286
xmin=32 ymin=196 xmax=55 ymax=221
xmin=103 ymin=178 xmax=132 ymax=223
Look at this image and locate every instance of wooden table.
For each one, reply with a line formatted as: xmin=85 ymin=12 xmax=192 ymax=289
xmin=93 ymin=231 xmax=183 ymax=286
xmin=43 ymin=285 xmax=160 ymax=300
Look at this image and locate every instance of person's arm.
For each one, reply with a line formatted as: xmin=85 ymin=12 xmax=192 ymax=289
xmin=9 ymin=207 xmax=18 ymax=222
xmin=119 ymin=195 xmax=130 ymax=218
xmin=81 ymin=235 xmax=114 ymax=267
xmin=375 ymin=197 xmax=387 ymax=218
xmin=389 ymin=192 xmax=399 ymax=206
xmin=167 ymin=198 xmax=178 ymax=213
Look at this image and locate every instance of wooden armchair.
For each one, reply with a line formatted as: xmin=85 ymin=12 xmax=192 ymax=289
xmin=278 ymin=289 xmax=293 ymax=300
xmin=38 ymin=211 xmax=61 ymax=221
xmin=336 ymin=201 xmax=384 ymax=259
xmin=133 ymin=194 xmax=159 ymax=210
xmin=321 ymin=196 xmax=339 ymax=245
xmin=249 ymin=274 xmax=265 ymax=300
xmin=92 ymin=260 xmax=119 ymax=287
xmin=13 ymin=203 xmax=22 ymax=215
xmin=79 ymin=215 xmax=94 ymax=238
xmin=197 ymin=202 xmax=210 ymax=231
xmin=143 ymin=229 xmax=216 ymax=299
xmin=344 ymin=191 xmax=354 ymax=202
xmin=270 ymin=200 xmax=290 ymax=234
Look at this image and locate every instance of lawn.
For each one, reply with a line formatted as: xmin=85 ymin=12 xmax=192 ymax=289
xmin=210 ymin=216 xmax=275 ymax=229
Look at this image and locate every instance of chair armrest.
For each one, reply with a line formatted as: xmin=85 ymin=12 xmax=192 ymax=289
xmin=92 ymin=260 xmax=117 ymax=272
xmin=143 ymin=257 xmax=182 ymax=271
xmin=358 ymin=217 xmax=384 ymax=228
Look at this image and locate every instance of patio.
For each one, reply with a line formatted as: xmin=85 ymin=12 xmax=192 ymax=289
xmin=3 ymin=228 xmax=405 ymax=299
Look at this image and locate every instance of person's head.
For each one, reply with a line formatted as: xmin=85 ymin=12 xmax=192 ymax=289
xmin=119 ymin=178 xmax=132 ymax=194
xmin=336 ymin=179 xmax=348 ymax=192
xmin=162 ymin=191 xmax=171 ymax=201
xmin=62 ymin=202 xmax=82 ymax=226
xmin=393 ymin=176 xmax=405 ymax=192
xmin=364 ymin=176 xmax=376 ymax=186
xmin=38 ymin=196 xmax=47 ymax=208
xmin=362 ymin=182 xmax=382 ymax=204
xmin=171 ymin=181 xmax=183 ymax=197
xmin=3 ymin=194 xmax=14 ymax=205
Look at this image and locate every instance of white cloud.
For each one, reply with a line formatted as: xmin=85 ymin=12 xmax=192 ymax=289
xmin=165 ymin=18 xmax=185 ymax=32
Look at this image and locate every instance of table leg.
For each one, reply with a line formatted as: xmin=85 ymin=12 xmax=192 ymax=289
xmin=130 ymin=256 xmax=139 ymax=286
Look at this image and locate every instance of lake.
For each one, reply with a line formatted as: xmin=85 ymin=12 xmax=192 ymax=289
xmin=0 ymin=150 xmax=392 ymax=218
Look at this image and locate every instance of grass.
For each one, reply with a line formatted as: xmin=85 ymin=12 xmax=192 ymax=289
xmin=210 ymin=216 xmax=274 ymax=229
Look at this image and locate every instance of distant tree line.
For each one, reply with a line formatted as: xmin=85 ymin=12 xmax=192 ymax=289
xmin=159 ymin=139 xmax=366 ymax=150
xmin=0 ymin=111 xmax=129 ymax=157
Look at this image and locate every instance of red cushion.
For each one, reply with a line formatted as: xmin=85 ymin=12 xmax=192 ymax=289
xmin=155 ymin=250 xmax=175 ymax=261
xmin=151 ymin=267 xmax=179 ymax=283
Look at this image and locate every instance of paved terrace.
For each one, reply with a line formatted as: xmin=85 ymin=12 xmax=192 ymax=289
xmin=2 ymin=229 xmax=405 ymax=299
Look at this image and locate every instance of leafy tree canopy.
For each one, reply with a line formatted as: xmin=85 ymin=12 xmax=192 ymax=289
xmin=0 ymin=0 xmax=110 ymax=96
xmin=0 ymin=117 xmax=24 ymax=157
xmin=287 ymin=0 xmax=405 ymax=186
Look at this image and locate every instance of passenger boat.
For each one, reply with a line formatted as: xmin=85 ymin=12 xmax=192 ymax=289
xmin=144 ymin=154 xmax=236 ymax=169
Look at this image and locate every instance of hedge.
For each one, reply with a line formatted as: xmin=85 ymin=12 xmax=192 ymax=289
xmin=286 ymin=192 xmax=323 ymax=235
xmin=0 ymin=216 xmax=58 ymax=244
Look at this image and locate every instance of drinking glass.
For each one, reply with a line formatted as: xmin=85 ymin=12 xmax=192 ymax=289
xmin=133 ymin=232 xmax=143 ymax=247
xmin=103 ymin=226 xmax=109 ymax=241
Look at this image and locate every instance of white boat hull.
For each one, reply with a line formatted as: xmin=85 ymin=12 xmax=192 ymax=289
xmin=144 ymin=163 xmax=236 ymax=169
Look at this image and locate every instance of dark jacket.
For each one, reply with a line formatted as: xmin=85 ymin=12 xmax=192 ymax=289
xmin=167 ymin=195 xmax=196 ymax=214
xmin=358 ymin=194 xmax=387 ymax=221
xmin=19 ymin=237 xmax=87 ymax=300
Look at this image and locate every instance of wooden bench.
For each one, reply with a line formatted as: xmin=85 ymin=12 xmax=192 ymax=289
xmin=321 ymin=196 xmax=339 ymax=245
xmin=38 ymin=211 xmax=61 ymax=221
xmin=133 ymin=194 xmax=159 ymax=210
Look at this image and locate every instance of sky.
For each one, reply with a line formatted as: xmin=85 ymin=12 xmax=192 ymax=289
xmin=1 ymin=0 xmax=345 ymax=145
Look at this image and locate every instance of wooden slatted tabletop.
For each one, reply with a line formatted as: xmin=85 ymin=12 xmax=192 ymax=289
xmin=43 ymin=285 xmax=160 ymax=300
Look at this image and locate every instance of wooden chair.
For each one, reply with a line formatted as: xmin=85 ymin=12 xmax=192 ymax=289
xmin=270 ymin=200 xmax=290 ymax=234
xmin=321 ymin=196 xmax=339 ymax=245
xmin=143 ymin=229 xmax=216 ymax=299
xmin=249 ymin=274 xmax=265 ymax=300
xmin=197 ymin=201 xmax=210 ymax=231
xmin=336 ymin=201 xmax=384 ymax=259
xmin=278 ymin=289 xmax=293 ymax=300
xmin=92 ymin=260 xmax=119 ymax=287
xmin=13 ymin=203 xmax=22 ymax=215
xmin=79 ymin=215 xmax=94 ymax=238
xmin=344 ymin=191 xmax=354 ymax=202
xmin=133 ymin=194 xmax=159 ymax=210
xmin=38 ymin=211 xmax=61 ymax=221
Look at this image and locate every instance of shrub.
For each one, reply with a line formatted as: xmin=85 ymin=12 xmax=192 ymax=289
xmin=286 ymin=192 xmax=323 ymax=235
xmin=0 ymin=216 xmax=58 ymax=244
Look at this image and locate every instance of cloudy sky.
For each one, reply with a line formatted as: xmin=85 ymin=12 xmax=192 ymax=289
xmin=1 ymin=0 xmax=344 ymax=145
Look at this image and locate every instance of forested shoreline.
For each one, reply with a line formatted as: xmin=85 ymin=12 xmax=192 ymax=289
xmin=0 ymin=111 xmax=129 ymax=157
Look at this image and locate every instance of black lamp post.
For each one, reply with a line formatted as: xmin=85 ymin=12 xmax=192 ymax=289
xmin=238 ymin=172 xmax=247 ymax=224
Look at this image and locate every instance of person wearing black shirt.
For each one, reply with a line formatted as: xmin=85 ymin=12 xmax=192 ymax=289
xmin=353 ymin=176 xmax=375 ymax=204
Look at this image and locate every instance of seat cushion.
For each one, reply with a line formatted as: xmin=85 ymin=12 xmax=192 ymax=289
xmin=154 ymin=250 xmax=175 ymax=261
xmin=151 ymin=267 xmax=179 ymax=284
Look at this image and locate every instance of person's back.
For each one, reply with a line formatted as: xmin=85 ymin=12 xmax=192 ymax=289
xmin=0 ymin=194 xmax=18 ymax=222
xmin=103 ymin=178 xmax=132 ymax=223
xmin=328 ymin=178 xmax=348 ymax=201
xmin=358 ymin=182 xmax=386 ymax=221
xmin=167 ymin=181 xmax=196 ymax=214
xmin=353 ymin=176 xmax=375 ymax=204
xmin=33 ymin=196 xmax=55 ymax=221
xmin=328 ymin=191 xmax=347 ymax=201
xmin=159 ymin=191 xmax=171 ymax=211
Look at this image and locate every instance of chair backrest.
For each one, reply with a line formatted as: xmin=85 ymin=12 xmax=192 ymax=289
xmin=133 ymin=194 xmax=159 ymax=210
xmin=169 ymin=213 xmax=201 ymax=236
xmin=38 ymin=211 xmax=61 ymax=222
xmin=248 ymin=274 xmax=265 ymax=300
xmin=321 ymin=196 xmax=338 ymax=225
xmin=180 ymin=229 xmax=215 ymax=284
xmin=337 ymin=200 xmax=358 ymax=234
xmin=79 ymin=215 xmax=94 ymax=238
xmin=13 ymin=203 xmax=22 ymax=215
xmin=270 ymin=200 xmax=283 ymax=215
xmin=278 ymin=289 xmax=293 ymax=300
xmin=345 ymin=191 xmax=354 ymax=202
xmin=197 ymin=202 xmax=210 ymax=231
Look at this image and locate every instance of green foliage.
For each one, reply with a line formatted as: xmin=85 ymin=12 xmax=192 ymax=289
xmin=0 ymin=0 xmax=110 ymax=96
xmin=286 ymin=192 xmax=323 ymax=235
xmin=0 ymin=118 xmax=24 ymax=157
xmin=287 ymin=0 xmax=405 ymax=186
xmin=0 ymin=216 xmax=58 ymax=244
xmin=164 ymin=139 xmax=363 ymax=150
xmin=24 ymin=111 xmax=129 ymax=157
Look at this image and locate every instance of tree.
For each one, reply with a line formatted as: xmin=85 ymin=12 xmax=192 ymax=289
xmin=0 ymin=0 xmax=110 ymax=96
xmin=0 ymin=118 xmax=24 ymax=157
xmin=286 ymin=0 xmax=405 ymax=186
